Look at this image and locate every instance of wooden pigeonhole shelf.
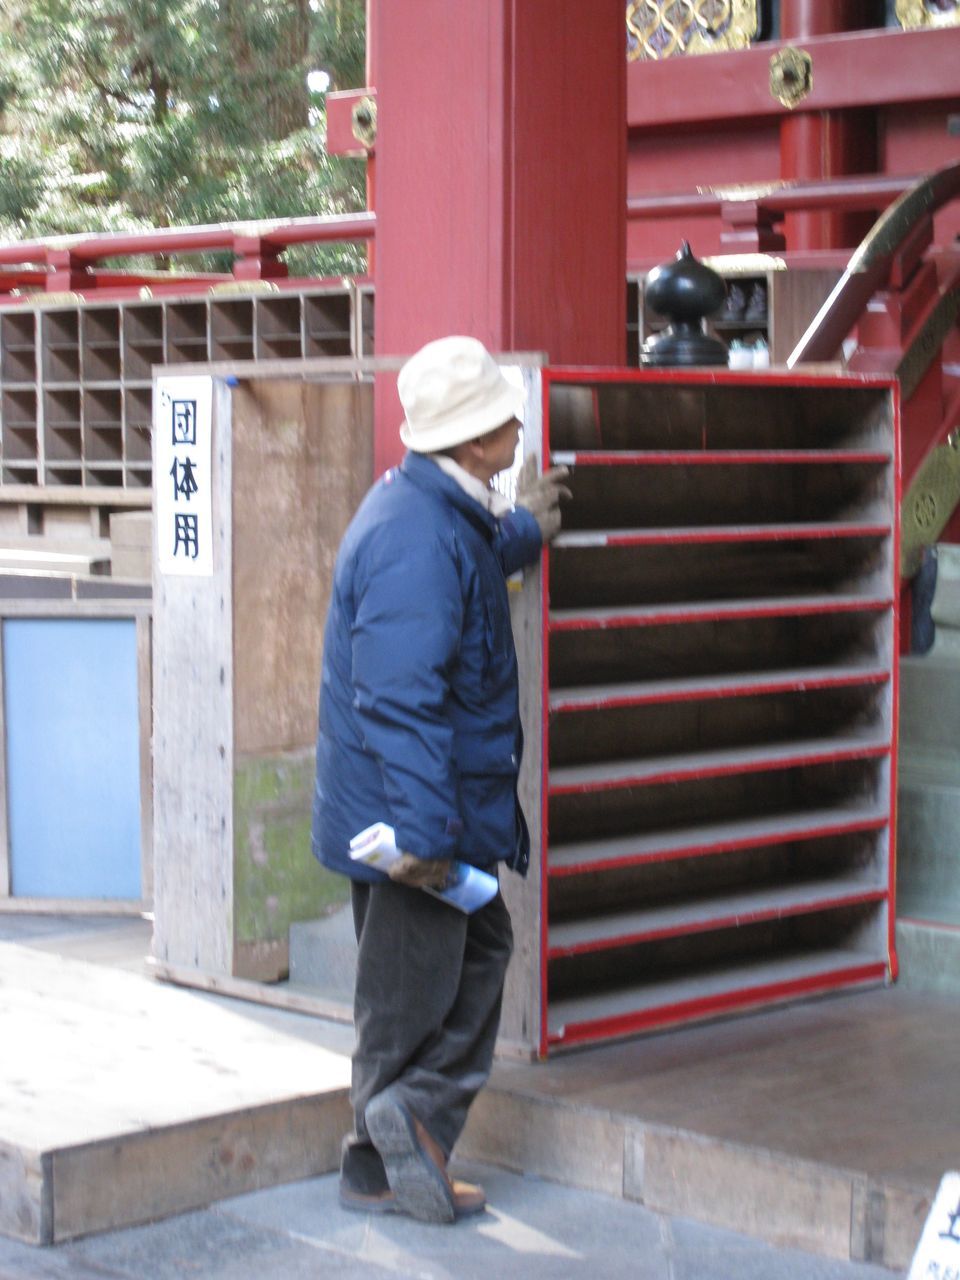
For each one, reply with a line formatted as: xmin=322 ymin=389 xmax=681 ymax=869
xmin=0 ymin=283 xmax=371 ymax=491
xmin=535 ymin=367 xmax=899 ymax=1054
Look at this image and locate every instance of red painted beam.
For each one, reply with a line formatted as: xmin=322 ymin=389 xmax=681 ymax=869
xmin=0 ymin=213 xmax=376 ymax=269
xmin=628 ymin=26 xmax=960 ymax=130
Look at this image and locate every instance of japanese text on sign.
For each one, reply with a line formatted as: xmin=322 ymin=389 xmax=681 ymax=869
xmin=155 ymin=376 xmax=214 ymax=576
xmin=909 ymin=1173 xmax=960 ymax=1280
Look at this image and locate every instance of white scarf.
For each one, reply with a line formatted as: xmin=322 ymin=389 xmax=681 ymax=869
xmin=429 ymin=455 xmax=513 ymax=518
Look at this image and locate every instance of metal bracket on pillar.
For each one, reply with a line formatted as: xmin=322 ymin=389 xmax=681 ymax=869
xmin=769 ymin=47 xmax=813 ymax=110
xmin=45 ymin=248 xmax=92 ymax=292
xmin=232 ymin=235 xmax=288 ymax=281
xmin=327 ymin=88 xmax=378 ymax=157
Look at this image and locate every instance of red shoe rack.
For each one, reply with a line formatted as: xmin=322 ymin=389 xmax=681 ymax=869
xmin=535 ymin=367 xmax=899 ymax=1054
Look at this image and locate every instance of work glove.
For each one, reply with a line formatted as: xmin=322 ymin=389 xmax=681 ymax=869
xmin=515 ymin=455 xmax=572 ymax=543
xmin=386 ymin=852 xmax=452 ymax=890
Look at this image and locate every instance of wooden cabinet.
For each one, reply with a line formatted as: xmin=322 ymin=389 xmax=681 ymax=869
xmin=518 ymin=367 xmax=899 ymax=1054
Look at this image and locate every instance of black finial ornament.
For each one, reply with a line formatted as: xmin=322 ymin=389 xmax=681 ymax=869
xmin=640 ymin=242 xmax=729 ymax=367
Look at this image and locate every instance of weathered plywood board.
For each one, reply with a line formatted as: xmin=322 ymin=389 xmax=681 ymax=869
xmin=231 ymin=378 xmax=373 ymax=755
xmin=500 ymin=367 xmax=545 ymax=1057
xmin=50 ymin=1093 xmax=349 ymax=1242
xmin=0 ymin=1139 xmax=48 ymax=1245
xmin=153 ymin=373 xmax=374 ymax=980
xmin=0 ymin=942 xmax=352 ymax=1242
xmin=152 ymin=377 xmax=235 ymax=974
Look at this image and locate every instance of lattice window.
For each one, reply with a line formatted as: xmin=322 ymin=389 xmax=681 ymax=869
xmin=894 ymin=0 xmax=960 ymax=28
xmin=626 ymin=0 xmax=759 ymax=60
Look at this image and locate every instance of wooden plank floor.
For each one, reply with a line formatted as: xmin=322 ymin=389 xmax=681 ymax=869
xmin=0 ymin=919 xmax=352 ymax=1244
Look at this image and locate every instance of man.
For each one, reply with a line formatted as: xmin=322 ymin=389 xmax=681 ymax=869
xmin=311 ymin=335 xmax=569 ymax=1224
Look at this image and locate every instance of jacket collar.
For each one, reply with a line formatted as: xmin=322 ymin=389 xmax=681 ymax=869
xmin=399 ymin=452 xmax=499 ymax=539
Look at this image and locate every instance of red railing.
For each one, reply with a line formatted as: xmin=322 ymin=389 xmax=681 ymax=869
xmin=626 ymin=172 xmax=918 ymax=224
xmin=0 ymin=211 xmax=377 ymax=294
xmin=0 ymin=172 xmax=938 ymax=298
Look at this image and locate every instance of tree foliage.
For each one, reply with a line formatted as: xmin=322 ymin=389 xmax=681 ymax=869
xmin=0 ymin=0 xmax=367 ymax=274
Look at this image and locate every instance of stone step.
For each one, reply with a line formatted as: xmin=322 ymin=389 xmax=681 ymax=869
xmin=895 ymin=919 xmax=960 ymax=997
xmin=288 ymin=906 xmax=357 ymax=1008
xmin=899 ymin=653 xmax=960 ymax=755
xmin=896 ymin=758 xmax=960 ymax=924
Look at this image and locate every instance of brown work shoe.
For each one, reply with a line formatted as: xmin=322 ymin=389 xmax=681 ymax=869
xmin=365 ymin=1086 xmax=485 ymax=1224
xmin=449 ymin=1177 xmax=486 ymax=1217
xmin=412 ymin=1119 xmax=486 ymax=1215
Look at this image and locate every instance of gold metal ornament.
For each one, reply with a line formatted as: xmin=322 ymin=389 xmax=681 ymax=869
xmin=769 ymin=47 xmax=813 ymax=109
xmin=901 ymin=430 xmax=960 ymax=578
xmin=895 ymin=0 xmax=960 ymax=30
xmin=626 ymin=0 xmax=757 ymax=60
xmin=351 ymin=96 xmax=377 ymax=150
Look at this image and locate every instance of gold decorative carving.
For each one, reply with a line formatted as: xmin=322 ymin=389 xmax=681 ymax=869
xmin=209 ymin=280 xmax=281 ymax=296
xmin=351 ymin=96 xmax=377 ymax=149
xmin=626 ymin=0 xmax=758 ymax=60
xmin=895 ymin=0 xmax=960 ymax=30
xmin=23 ymin=291 xmax=82 ymax=307
xmin=901 ymin=429 xmax=960 ymax=578
xmin=895 ymin=287 xmax=960 ymax=401
xmin=702 ymin=252 xmax=787 ymax=272
xmin=769 ymin=47 xmax=813 ymax=109
xmin=702 ymin=182 xmax=785 ymax=201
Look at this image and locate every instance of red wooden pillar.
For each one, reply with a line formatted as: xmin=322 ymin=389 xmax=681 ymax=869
xmin=780 ymin=0 xmax=877 ymax=250
xmin=371 ymin=0 xmax=626 ymax=474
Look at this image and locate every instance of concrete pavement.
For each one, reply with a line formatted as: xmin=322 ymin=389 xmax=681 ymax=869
xmin=0 ymin=1160 xmax=898 ymax=1280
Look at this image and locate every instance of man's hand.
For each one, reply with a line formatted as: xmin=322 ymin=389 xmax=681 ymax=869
xmin=387 ymin=852 xmax=452 ymax=889
xmin=515 ymin=455 xmax=572 ymax=543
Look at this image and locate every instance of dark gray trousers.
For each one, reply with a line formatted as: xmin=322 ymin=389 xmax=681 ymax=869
xmin=349 ymin=877 xmax=513 ymax=1159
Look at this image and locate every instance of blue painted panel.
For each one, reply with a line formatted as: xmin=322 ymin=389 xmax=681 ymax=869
xmin=4 ymin=618 xmax=142 ymax=899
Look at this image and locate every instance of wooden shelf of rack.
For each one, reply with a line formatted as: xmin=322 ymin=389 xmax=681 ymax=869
xmin=0 ymin=285 xmax=366 ymax=494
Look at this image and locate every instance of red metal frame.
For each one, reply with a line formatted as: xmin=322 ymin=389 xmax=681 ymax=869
xmin=887 ymin=381 xmax=903 ymax=980
xmin=538 ymin=364 xmax=900 ymax=1055
xmin=538 ymin=371 xmax=554 ymax=1060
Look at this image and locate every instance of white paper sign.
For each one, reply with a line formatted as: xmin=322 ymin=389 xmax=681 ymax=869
xmin=908 ymin=1172 xmax=960 ymax=1280
xmin=155 ymin=375 xmax=214 ymax=576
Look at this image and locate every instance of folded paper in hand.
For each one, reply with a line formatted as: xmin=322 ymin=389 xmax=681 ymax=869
xmin=349 ymin=822 xmax=498 ymax=914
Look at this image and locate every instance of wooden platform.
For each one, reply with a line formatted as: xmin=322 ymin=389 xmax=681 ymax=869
xmin=465 ymin=983 xmax=954 ymax=1273
xmin=1 ymin=916 xmax=953 ymax=1272
xmin=0 ymin=926 xmax=351 ymax=1244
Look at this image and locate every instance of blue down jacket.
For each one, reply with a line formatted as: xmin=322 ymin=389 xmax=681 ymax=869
xmin=311 ymin=451 xmax=542 ymax=884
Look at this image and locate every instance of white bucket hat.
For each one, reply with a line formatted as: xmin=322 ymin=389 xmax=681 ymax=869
xmin=398 ymin=335 xmax=524 ymax=453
